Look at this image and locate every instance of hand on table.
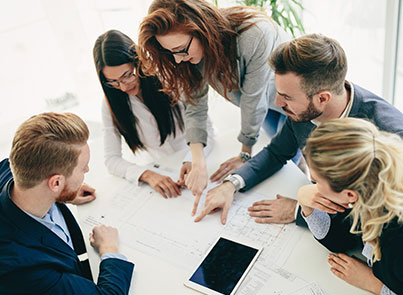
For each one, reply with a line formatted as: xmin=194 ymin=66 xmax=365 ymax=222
xmin=69 ymin=183 xmax=96 ymax=205
xmin=209 ymin=155 xmax=244 ymax=183
xmin=140 ymin=170 xmax=181 ymax=199
xmin=328 ymin=253 xmax=383 ymax=294
xmin=90 ymin=225 xmax=119 ymax=256
xmin=248 ymin=194 xmax=297 ymax=224
xmin=298 ymin=184 xmax=346 ymax=217
xmin=194 ymin=182 xmax=235 ymax=224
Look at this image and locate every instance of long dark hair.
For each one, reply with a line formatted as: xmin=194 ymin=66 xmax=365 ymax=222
xmin=93 ymin=29 xmax=184 ymax=153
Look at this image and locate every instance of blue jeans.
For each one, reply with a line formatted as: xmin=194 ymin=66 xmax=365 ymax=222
xmin=261 ymin=109 xmax=302 ymax=164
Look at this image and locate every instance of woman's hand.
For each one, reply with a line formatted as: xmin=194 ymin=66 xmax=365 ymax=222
xmin=297 ymin=184 xmax=345 ymax=217
xmin=210 ymin=155 xmax=244 ymax=183
xmin=178 ymin=161 xmax=192 ymax=187
xmin=328 ymin=253 xmax=383 ymax=294
xmin=140 ymin=170 xmax=181 ymax=199
xmin=185 ymin=162 xmax=208 ymax=216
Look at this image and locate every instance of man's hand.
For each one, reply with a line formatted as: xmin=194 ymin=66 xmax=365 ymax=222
xmin=89 ymin=225 xmax=119 ymax=256
xmin=298 ymin=184 xmax=346 ymax=217
xmin=248 ymin=195 xmax=297 ymax=224
xmin=328 ymin=253 xmax=383 ymax=294
xmin=194 ymin=182 xmax=235 ymax=224
xmin=140 ymin=170 xmax=181 ymax=198
xmin=69 ymin=183 xmax=96 ymax=205
xmin=209 ymin=155 xmax=244 ymax=183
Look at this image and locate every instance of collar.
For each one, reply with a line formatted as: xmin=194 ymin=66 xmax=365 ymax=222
xmin=0 ymin=179 xmax=77 ymax=257
xmin=311 ymin=81 xmax=355 ymax=126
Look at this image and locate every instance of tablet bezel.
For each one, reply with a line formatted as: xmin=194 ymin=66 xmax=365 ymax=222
xmin=184 ymin=234 xmax=263 ymax=295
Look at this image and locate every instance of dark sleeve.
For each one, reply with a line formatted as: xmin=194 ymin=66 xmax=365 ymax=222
xmin=0 ymin=257 xmax=134 ymax=295
xmin=316 ymin=210 xmax=362 ymax=253
xmin=295 ymin=206 xmax=308 ymax=227
xmin=372 ymin=224 xmax=403 ymax=294
xmin=236 ymin=119 xmax=300 ymax=191
xmin=0 ymin=159 xmax=12 ymax=189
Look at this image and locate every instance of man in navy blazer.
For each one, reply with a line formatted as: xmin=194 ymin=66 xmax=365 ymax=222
xmin=0 ymin=112 xmax=134 ymax=294
xmin=193 ymin=34 xmax=403 ymax=225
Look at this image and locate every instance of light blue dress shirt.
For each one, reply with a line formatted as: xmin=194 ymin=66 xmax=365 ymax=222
xmin=25 ymin=203 xmax=126 ymax=262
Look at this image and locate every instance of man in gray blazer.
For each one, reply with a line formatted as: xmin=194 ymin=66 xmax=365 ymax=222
xmin=194 ymin=34 xmax=403 ymax=225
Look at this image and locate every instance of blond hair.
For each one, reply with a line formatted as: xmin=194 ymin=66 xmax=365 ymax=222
xmin=304 ymin=118 xmax=403 ymax=262
xmin=9 ymin=112 xmax=89 ymax=189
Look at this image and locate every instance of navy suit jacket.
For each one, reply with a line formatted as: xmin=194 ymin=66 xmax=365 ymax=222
xmin=0 ymin=159 xmax=134 ymax=294
xmin=235 ymin=83 xmax=403 ymax=226
xmin=317 ymin=209 xmax=403 ymax=294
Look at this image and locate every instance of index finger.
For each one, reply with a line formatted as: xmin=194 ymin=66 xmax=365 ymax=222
xmin=179 ymin=165 xmax=187 ymax=182
xmin=318 ymin=198 xmax=345 ymax=212
xmin=194 ymin=205 xmax=213 ymax=223
xmin=191 ymin=193 xmax=202 ymax=216
xmin=74 ymin=195 xmax=96 ymax=205
xmin=221 ymin=204 xmax=230 ymax=224
xmin=167 ymin=177 xmax=181 ymax=195
xmin=82 ymin=183 xmax=96 ymax=193
xmin=209 ymin=165 xmax=229 ymax=182
xmin=251 ymin=200 xmax=274 ymax=206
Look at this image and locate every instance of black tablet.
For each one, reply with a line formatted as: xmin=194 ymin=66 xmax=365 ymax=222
xmin=184 ymin=235 xmax=262 ymax=295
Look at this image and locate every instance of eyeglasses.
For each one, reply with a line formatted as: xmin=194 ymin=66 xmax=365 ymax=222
xmin=159 ymin=35 xmax=194 ymax=57
xmin=104 ymin=69 xmax=136 ymax=88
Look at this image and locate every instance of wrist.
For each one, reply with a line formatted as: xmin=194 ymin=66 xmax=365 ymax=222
xmin=190 ymin=143 xmax=205 ymax=161
xmin=139 ymin=170 xmax=155 ymax=182
xmin=368 ymin=273 xmax=383 ymax=294
xmin=241 ymin=145 xmax=252 ymax=154
xmin=239 ymin=151 xmax=251 ymax=163
xmin=192 ymin=160 xmax=206 ymax=169
xmin=222 ymin=181 xmax=237 ymax=194
xmin=301 ymin=205 xmax=314 ymax=217
xmin=223 ymin=174 xmax=241 ymax=192
xmin=99 ymin=246 xmax=119 ymax=256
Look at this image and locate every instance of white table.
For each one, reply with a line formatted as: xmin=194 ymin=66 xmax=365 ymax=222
xmin=78 ymin=131 xmax=369 ymax=295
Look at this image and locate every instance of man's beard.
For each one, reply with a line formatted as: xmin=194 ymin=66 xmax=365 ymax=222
xmin=284 ymin=100 xmax=322 ymax=122
xmin=56 ymin=184 xmax=79 ymax=203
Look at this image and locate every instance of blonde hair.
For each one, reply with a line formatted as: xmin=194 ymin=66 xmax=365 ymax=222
xmin=9 ymin=112 xmax=89 ymax=189
xmin=304 ymin=118 xmax=403 ymax=262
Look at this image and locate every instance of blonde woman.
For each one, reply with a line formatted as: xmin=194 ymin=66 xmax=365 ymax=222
xmin=298 ymin=118 xmax=403 ymax=294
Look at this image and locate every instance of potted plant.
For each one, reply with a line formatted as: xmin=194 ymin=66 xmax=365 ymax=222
xmin=214 ymin=0 xmax=305 ymax=37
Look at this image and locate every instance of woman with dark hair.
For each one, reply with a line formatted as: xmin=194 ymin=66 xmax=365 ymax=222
xmin=93 ymin=29 xmax=213 ymax=199
xmin=138 ymin=0 xmax=290 ymax=214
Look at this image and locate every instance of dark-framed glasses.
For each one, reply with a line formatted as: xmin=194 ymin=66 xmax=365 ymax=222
xmin=159 ymin=35 xmax=193 ymax=57
xmin=104 ymin=69 xmax=136 ymax=88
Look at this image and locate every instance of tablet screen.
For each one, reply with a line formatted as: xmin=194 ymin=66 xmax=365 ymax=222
xmin=189 ymin=237 xmax=259 ymax=295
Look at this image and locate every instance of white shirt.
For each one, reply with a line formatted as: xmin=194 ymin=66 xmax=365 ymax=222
xmin=102 ymin=95 xmax=214 ymax=183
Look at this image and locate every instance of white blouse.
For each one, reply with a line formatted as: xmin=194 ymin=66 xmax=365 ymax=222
xmin=101 ymin=95 xmax=213 ymax=183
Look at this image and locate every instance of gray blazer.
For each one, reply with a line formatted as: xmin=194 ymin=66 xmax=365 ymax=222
xmin=184 ymin=18 xmax=290 ymax=147
xmin=236 ymin=82 xmax=403 ymax=191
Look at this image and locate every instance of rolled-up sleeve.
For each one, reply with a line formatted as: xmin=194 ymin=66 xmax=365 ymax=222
xmin=184 ymin=81 xmax=210 ymax=146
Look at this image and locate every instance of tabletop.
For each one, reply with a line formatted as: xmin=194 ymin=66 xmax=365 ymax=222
xmin=77 ymin=130 xmax=369 ymax=295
